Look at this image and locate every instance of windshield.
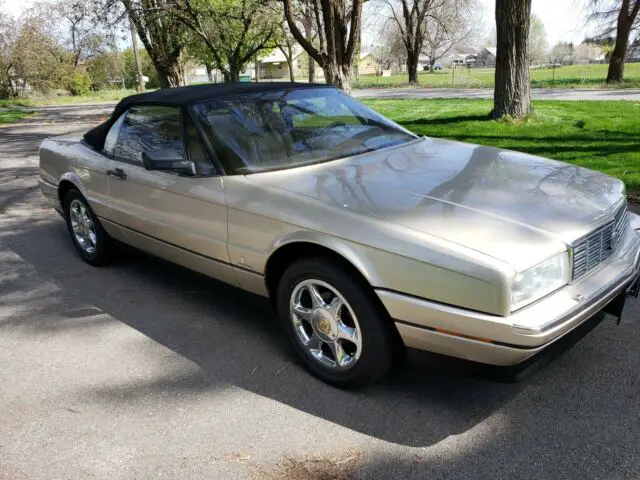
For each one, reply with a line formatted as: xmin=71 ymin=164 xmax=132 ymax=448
xmin=193 ymin=87 xmax=416 ymax=174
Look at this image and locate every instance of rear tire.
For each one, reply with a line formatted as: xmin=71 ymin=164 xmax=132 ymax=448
xmin=276 ymin=258 xmax=399 ymax=388
xmin=63 ymin=189 xmax=112 ymax=266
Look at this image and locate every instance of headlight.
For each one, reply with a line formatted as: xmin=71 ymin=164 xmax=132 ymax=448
xmin=511 ymin=252 xmax=570 ymax=311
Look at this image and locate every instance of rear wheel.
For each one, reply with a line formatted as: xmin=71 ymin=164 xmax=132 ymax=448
xmin=63 ymin=189 xmax=112 ymax=266
xmin=276 ymin=258 xmax=398 ymax=388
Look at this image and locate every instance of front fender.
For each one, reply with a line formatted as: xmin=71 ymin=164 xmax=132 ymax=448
xmin=268 ymin=230 xmax=385 ymax=287
xmin=266 ymin=230 xmax=505 ymax=315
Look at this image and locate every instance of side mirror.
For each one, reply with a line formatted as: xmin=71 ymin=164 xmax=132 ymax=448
xmin=142 ymin=150 xmax=195 ymax=176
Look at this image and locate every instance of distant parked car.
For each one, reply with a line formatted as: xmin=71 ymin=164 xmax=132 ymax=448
xmin=432 ymin=63 xmax=443 ymax=71
xmin=39 ymin=83 xmax=640 ymax=388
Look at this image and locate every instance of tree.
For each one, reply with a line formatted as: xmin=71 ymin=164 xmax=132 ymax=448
xmin=120 ymin=0 xmax=189 ymax=87
xmin=279 ymin=0 xmax=319 ymax=83
xmin=549 ymin=41 xmax=575 ymax=64
xmin=0 ymin=0 xmax=125 ymax=97
xmin=574 ymin=42 xmax=603 ymax=63
xmin=184 ymin=26 xmax=217 ymax=81
xmin=371 ymin=21 xmax=406 ymax=73
xmin=55 ymin=0 xmax=95 ymax=67
xmin=588 ymin=0 xmax=640 ymax=82
xmin=583 ymin=35 xmax=615 ymax=60
xmin=123 ymin=47 xmax=160 ymax=87
xmin=9 ymin=4 xmax=81 ymax=95
xmin=282 ymin=0 xmax=363 ymax=90
xmin=493 ymin=0 xmax=532 ymax=119
xmin=173 ymin=0 xmax=278 ymax=83
xmin=299 ymin=1 xmax=317 ymax=82
xmin=422 ymin=0 xmax=479 ymax=72
xmin=527 ymin=14 xmax=547 ymax=65
xmin=86 ymin=50 xmax=126 ymax=89
xmin=0 ymin=2 xmax=18 ymax=98
xmin=483 ymin=24 xmax=496 ymax=47
xmin=382 ymin=0 xmax=441 ymax=84
xmin=273 ymin=14 xmax=299 ymax=82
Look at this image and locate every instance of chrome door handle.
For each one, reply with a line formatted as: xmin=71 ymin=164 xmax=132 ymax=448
xmin=106 ymin=168 xmax=127 ymax=180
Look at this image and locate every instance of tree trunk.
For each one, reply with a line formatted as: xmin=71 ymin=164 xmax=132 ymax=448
xmin=151 ymin=49 xmax=186 ymax=88
xmin=607 ymin=11 xmax=632 ymax=82
xmin=224 ymin=68 xmax=241 ymax=83
xmin=282 ymin=0 xmax=362 ymax=91
xmin=407 ymin=51 xmax=419 ymax=84
xmin=353 ymin=29 xmax=361 ymax=84
xmin=308 ymin=55 xmax=315 ymax=83
xmin=493 ymin=0 xmax=533 ymax=119
xmin=157 ymin=64 xmax=185 ymax=88
xmin=163 ymin=61 xmax=186 ymax=88
xmin=205 ymin=63 xmax=214 ymax=82
xmin=288 ymin=58 xmax=295 ymax=82
xmin=323 ymin=62 xmax=353 ymax=91
xmin=280 ymin=45 xmax=296 ymax=82
xmin=301 ymin=2 xmax=315 ymax=83
xmin=124 ymin=1 xmax=187 ymax=90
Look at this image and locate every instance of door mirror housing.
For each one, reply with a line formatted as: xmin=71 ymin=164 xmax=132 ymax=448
xmin=142 ymin=150 xmax=195 ymax=176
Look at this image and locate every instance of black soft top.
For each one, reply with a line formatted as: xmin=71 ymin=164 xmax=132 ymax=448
xmin=83 ymin=82 xmax=330 ymax=150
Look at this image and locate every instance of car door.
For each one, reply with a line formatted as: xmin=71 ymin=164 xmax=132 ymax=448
xmin=103 ymin=104 xmax=234 ymax=284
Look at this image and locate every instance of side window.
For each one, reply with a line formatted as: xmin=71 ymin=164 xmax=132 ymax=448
xmin=103 ymin=112 xmax=126 ymax=156
xmin=185 ymin=114 xmax=215 ymax=176
xmin=113 ymin=106 xmax=183 ymax=165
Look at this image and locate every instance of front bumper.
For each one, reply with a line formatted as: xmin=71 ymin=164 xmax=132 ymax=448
xmin=377 ymin=214 xmax=640 ymax=366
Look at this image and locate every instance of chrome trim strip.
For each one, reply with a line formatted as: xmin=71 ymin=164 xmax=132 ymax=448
xmin=393 ymin=318 xmax=540 ymax=350
xmin=96 ymin=215 xmax=264 ymax=277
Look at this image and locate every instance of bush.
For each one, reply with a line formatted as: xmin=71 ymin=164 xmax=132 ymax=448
xmin=66 ymin=71 xmax=92 ymax=96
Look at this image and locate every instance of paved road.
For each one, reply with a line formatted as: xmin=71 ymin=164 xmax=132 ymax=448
xmin=352 ymin=87 xmax=640 ymax=101
xmin=1 ymin=108 xmax=639 ymax=479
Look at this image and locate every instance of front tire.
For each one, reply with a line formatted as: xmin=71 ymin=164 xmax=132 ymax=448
xmin=63 ymin=189 xmax=111 ymax=266
xmin=276 ymin=258 xmax=398 ymax=388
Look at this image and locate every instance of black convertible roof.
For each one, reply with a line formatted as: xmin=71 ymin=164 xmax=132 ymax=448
xmin=84 ymin=82 xmax=330 ymax=150
xmin=117 ymin=81 xmax=327 ymax=107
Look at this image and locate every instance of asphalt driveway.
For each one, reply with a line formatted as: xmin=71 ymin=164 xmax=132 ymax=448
xmin=1 ymin=107 xmax=639 ymax=479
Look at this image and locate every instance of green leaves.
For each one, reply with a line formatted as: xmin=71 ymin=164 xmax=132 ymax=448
xmin=175 ymin=0 xmax=280 ymax=81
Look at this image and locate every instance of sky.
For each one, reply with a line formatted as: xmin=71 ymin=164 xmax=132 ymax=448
xmin=480 ymin=0 xmax=593 ymax=46
xmin=4 ymin=0 xmax=34 ymax=17
xmin=5 ymin=0 xmax=595 ymax=48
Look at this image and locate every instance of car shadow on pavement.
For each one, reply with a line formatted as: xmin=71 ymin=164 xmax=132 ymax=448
xmin=2 ymin=213 xmax=525 ymax=448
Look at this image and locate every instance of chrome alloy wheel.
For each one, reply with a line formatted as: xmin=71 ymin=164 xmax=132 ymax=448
xmin=69 ymin=199 xmax=97 ymax=255
xmin=289 ymin=279 xmax=363 ymax=371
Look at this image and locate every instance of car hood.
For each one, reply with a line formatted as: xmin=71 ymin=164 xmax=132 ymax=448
xmin=251 ymin=137 xmax=625 ymax=271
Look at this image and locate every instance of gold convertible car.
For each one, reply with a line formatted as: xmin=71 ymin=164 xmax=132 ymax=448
xmin=39 ymin=83 xmax=640 ymax=387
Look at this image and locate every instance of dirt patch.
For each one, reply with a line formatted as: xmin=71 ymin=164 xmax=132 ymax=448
xmin=256 ymin=454 xmax=359 ymax=480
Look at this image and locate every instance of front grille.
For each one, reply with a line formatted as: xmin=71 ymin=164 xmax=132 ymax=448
xmin=572 ymin=203 xmax=629 ymax=280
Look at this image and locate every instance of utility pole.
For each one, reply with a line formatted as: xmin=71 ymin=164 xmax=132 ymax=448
xmin=129 ymin=19 xmax=145 ymax=93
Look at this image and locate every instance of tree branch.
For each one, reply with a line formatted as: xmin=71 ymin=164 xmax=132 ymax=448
xmin=282 ymin=0 xmax=324 ymax=65
xmin=346 ymin=0 xmax=363 ymax=62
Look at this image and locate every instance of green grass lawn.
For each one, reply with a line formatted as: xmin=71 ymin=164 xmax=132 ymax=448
xmin=0 ymin=89 xmax=138 ymax=108
xmin=363 ymin=98 xmax=640 ymax=197
xmin=0 ymin=109 xmax=35 ymax=124
xmin=356 ymin=63 xmax=640 ymax=89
